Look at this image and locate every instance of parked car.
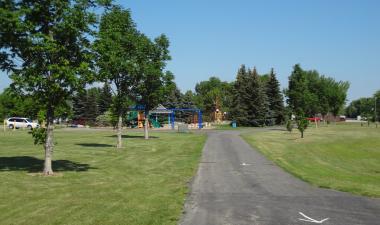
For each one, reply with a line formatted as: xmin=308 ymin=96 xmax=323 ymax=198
xmin=6 ymin=117 xmax=40 ymax=129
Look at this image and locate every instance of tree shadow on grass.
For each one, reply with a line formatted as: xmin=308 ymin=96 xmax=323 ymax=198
xmin=76 ymin=143 xmax=114 ymax=148
xmin=0 ymin=156 xmax=95 ymax=173
xmin=107 ymin=135 xmax=159 ymax=139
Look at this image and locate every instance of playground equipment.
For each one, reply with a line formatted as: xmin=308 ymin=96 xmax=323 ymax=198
xmin=214 ymin=108 xmax=223 ymax=123
xmin=212 ymin=97 xmax=224 ymax=123
xmin=129 ymin=104 xmax=203 ymax=130
xmin=168 ymin=108 xmax=202 ymax=129
xmin=126 ymin=110 xmax=146 ymax=128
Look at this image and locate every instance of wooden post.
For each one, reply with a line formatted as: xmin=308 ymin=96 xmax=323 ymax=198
xmin=315 ymin=117 xmax=318 ymax=129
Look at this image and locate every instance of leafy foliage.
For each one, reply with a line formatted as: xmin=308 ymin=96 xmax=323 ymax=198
xmin=346 ymin=90 xmax=379 ymax=122
xmin=285 ymin=64 xmax=350 ymax=119
xmin=134 ymin=34 xmax=172 ymax=114
xmin=285 ymin=64 xmax=310 ymax=116
xmin=286 ymin=120 xmax=293 ymax=133
xmin=0 ymin=0 xmax=109 ymax=174
xmin=96 ymin=110 xmax=114 ymax=127
xmin=94 ymin=6 xmax=141 ymax=117
xmin=0 ymin=88 xmax=39 ymax=120
xmin=98 ymin=83 xmax=113 ymax=114
xmin=30 ymin=128 xmax=47 ymax=146
xmin=194 ymin=77 xmax=233 ymax=121
xmin=296 ymin=117 xmax=309 ymax=138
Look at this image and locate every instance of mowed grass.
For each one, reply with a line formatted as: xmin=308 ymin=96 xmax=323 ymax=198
xmin=0 ymin=129 xmax=206 ymax=225
xmin=241 ymin=123 xmax=380 ymax=197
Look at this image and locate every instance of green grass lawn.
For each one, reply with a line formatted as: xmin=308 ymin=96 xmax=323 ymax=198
xmin=241 ymin=123 xmax=380 ymax=197
xmin=0 ymin=129 xmax=206 ymax=225
xmin=213 ymin=123 xmax=253 ymax=130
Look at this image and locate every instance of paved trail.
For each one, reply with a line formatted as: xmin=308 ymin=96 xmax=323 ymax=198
xmin=180 ymin=130 xmax=380 ymax=225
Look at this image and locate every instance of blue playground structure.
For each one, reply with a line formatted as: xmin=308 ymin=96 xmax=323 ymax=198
xmin=129 ymin=104 xmax=203 ymax=129
xmin=168 ymin=108 xmax=203 ymax=129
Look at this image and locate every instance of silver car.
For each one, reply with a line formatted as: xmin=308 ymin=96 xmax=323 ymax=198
xmin=6 ymin=117 xmax=40 ymax=129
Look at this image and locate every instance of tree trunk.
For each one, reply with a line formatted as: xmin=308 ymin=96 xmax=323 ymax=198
xmin=116 ymin=114 xmax=123 ymax=148
xmin=301 ymin=131 xmax=304 ymax=138
xmin=43 ymin=107 xmax=54 ymax=175
xmin=144 ymin=110 xmax=149 ymax=140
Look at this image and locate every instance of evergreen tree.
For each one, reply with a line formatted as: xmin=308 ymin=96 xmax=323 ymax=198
xmin=231 ymin=65 xmax=250 ymax=125
xmin=266 ymin=68 xmax=285 ymax=124
xmin=86 ymin=88 xmax=100 ymax=123
xmin=182 ymin=90 xmax=196 ymax=108
xmin=246 ymin=67 xmax=268 ymax=126
xmin=374 ymin=90 xmax=380 ymax=122
xmin=98 ymin=83 xmax=112 ymax=114
xmin=73 ymin=91 xmax=87 ymax=121
xmin=162 ymin=71 xmax=182 ymax=109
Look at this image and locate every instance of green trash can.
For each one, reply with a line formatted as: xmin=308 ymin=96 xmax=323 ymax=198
xmin=232 ymin=121 xmax=237 ymax=128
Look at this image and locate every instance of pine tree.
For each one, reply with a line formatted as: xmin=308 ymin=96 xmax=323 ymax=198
xmin=231 ymin=65 xmax=250 ymax=125
xmin=266 ymin=68 xmax=285 ymax=124
xmin=98 ymin=83 xmax=112 ymax=114
xmin=247 ymin=67 xmax=268 ymax=126
xmin=86 ymin=88 xmax=100 ymax=123
xmin=73 ymin=91 xmax=87 ymax=121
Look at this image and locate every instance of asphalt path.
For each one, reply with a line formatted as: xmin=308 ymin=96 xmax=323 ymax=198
xmin=180 ymin=130 xmax=380 ymax=225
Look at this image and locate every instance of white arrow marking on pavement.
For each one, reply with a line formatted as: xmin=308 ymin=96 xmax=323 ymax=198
xmin=241 ymin=162 xmax=250 ymax=166
xmin=298 ymin=212 xmax=329 ymax=224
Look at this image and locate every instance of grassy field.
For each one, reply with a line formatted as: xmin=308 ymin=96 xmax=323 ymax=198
xmin=0 ymin=129 xmax=206 ymax=225
xmin=213 ymin=123 xmax=253 ymax=130
xmin=241 ymin=123 xmax=380 ymax=197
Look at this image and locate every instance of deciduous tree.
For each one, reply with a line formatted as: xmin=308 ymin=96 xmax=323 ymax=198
xmin=94 ymin=6 xmax=142 ymax=148
xmin=134 ymin=35 xmax=171 ymax=139
xmin=0 ymin=0 xmax=108 ymax=175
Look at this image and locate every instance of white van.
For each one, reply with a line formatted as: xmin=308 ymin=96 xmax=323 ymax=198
xmin=6 ymin=117 xmax=40 ymax=129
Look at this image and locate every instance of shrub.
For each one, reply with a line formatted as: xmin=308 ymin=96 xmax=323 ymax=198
xmin=96 ymin=111 xmax=114 ymax=127
xmin=296 ymin=117 xmax=309 ymax=138
xmin=286 ymin=120 xmax=293 ymax=133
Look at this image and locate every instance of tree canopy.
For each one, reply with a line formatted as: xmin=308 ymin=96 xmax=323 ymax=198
xmin=285 ymin=64 xmax=350 ymax=119
xmin=194 ymin=77 xmax=233 ymax=121
xmin=346 ymin=89 xmax=379 ymax=122
xmin=0 ymin=0 xmax=109 ymax=175
xmin=230 ymin=65 xmax=283 ymax=126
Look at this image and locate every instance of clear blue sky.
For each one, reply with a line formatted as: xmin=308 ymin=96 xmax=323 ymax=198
xmin=1 ymin=0 xmax=379 ymax=102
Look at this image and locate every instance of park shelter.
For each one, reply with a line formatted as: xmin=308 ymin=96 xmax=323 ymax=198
xmin=149 ymin=104 xmax=173 ymax=114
